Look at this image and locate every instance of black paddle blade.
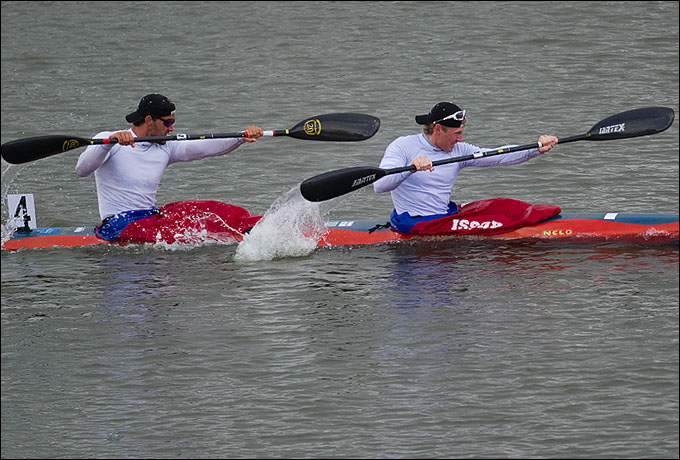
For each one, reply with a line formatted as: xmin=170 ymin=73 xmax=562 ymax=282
xmin=288 ymin=113 xmax=380 ymax=141
xmin=585 ymin=106 xmax=674 ymax=141
xmin=300 ymin=166 xmax=386 ymax=202
xmin=1 ymin=135 xmax=90 ymax=164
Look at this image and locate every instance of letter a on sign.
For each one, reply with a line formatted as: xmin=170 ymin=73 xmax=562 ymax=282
xmin=8 ymin=193 xmax=37 ymax=230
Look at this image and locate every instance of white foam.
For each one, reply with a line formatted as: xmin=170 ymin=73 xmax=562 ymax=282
xmin=1 ymin=216 xmax=23 ymax=247
xmin=234 ymin=188 xmax=330 ymax=262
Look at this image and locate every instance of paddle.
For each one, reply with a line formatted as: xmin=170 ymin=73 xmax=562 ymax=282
xmin=1 ymin=112 xmax=380 ymax=165
xmin=300 ymin=106 xmax=675 ymax=202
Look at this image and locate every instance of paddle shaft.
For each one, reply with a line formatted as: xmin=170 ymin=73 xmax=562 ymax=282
xmin=1 ymin=113 xmax=380 ymax=164
xmin=87 ymin=129 xmax=291 ymax=145
xmin=384 ymin=134 xmax=587 ymax=175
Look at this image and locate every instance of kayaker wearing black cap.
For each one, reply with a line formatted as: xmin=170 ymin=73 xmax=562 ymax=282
xmin=373 ymin=102 xmax=558 ymax=233
xmin=75 ymin=93 xmax=263 ymax=241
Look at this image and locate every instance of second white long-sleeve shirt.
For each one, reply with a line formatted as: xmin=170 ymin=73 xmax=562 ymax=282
xmin=76 ymin=129 xmax=246 ymax=219
xmin=373 ymin=133 xmax=543 ymax=216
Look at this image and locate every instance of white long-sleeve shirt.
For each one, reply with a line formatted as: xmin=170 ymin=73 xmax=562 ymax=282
xmin=373 ymin=133 xmax=543 ymax=216
xmin=76 ymin=129 xmax=246 ymax=219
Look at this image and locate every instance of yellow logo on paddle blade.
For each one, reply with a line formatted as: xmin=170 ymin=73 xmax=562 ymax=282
xmin=303 ymin=118 xmax=321 ymax=136
xmin=62 ymin=139 xmax=80 ymax=151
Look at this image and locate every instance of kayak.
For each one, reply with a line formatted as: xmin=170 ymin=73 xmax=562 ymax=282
xmin=3 ymin=213 xmax=678 ymax=251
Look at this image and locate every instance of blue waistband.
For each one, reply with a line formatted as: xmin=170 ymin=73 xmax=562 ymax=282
xmin=95 ymin=208 xmax=159 ymax=241
xmin=390 ymin=201 xmax=458 ymax=233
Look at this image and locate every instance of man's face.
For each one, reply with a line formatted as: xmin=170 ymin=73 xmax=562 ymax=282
xmin=434 ymin=124 xmax=465 ymax=152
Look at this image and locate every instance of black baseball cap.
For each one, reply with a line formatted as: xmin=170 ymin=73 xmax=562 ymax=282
xmin=415 ymin=102 xmax=467 ymax=127
xmin=125 ymin=93 xmax=176 ymax=123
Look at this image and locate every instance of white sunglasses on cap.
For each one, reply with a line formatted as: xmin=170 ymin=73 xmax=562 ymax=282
xmin=433 ymin=109 xmax=467 ymax=124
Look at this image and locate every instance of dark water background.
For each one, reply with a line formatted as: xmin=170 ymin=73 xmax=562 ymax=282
xmin=2 ymin=2 xmax=678 ymax=458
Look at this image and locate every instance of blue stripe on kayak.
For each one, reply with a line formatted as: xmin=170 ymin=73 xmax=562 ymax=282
xmin=544 ymin=213 xmax=679 ymax=225
xmin=9 ymin=226 xmax=97 ymax=239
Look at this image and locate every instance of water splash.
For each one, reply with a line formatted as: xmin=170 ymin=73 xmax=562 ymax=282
xmin=1 ymin=162 xmax=25 ymax=247
xmin=1 ymin=216 xmax=23 ymax=247
xmin=234 ymin=187 xmax=330 ymax=261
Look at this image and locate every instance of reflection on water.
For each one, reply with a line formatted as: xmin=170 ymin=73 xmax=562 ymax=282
xmin=95 ymin=254 xmax=179 ymax=339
